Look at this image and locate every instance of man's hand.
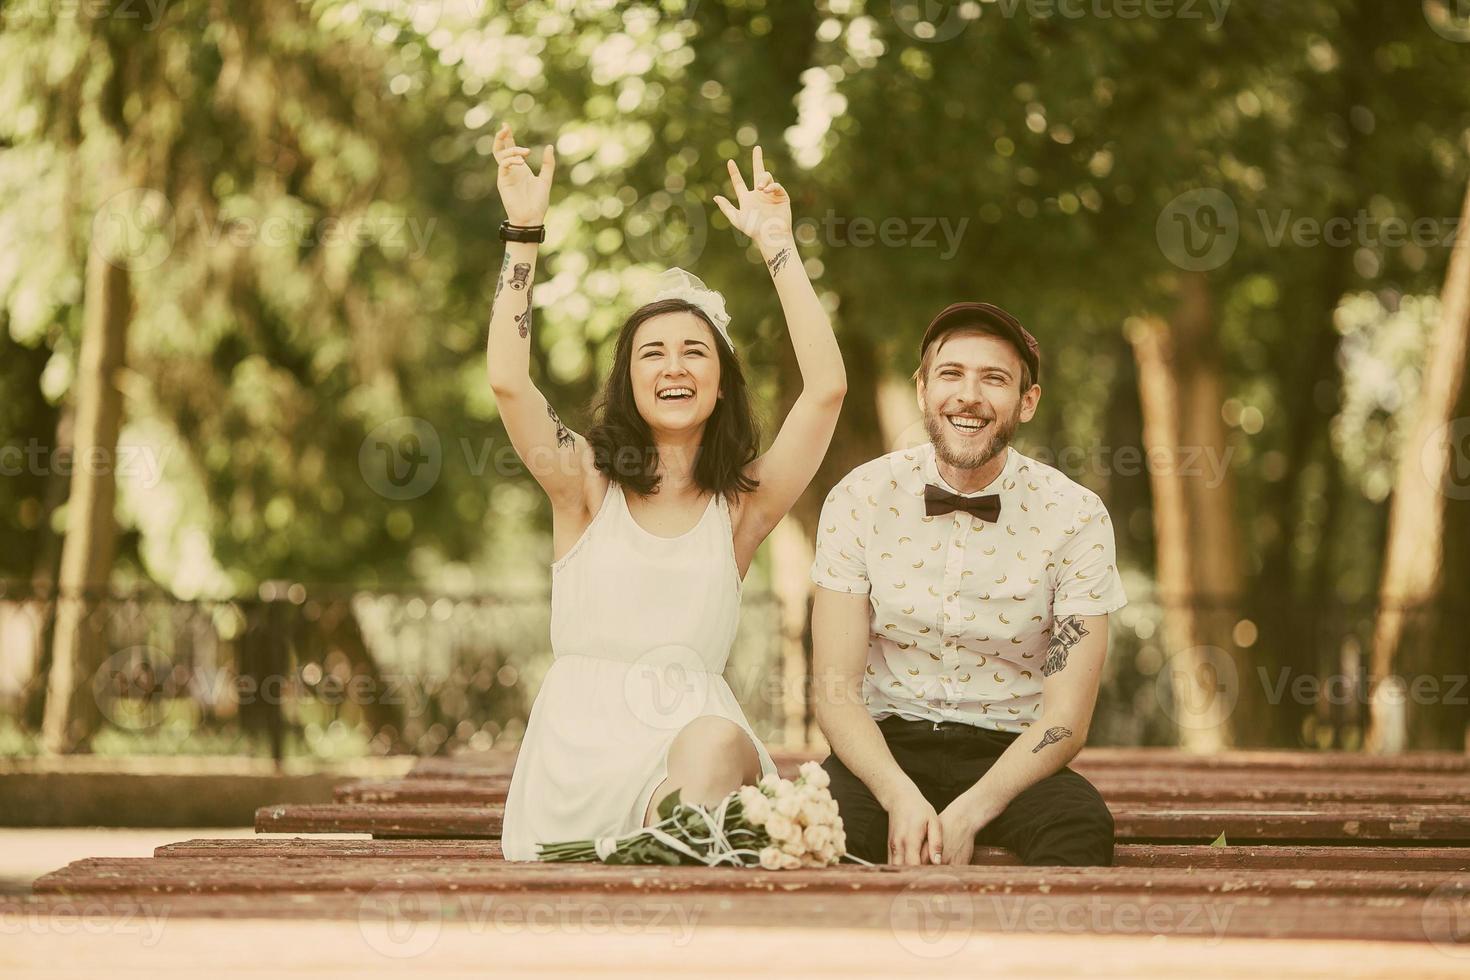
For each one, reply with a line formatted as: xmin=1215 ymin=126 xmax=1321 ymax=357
xmin=883 ymin=782 xmax=943 ymax=865
xmin=937 ymin=794 xmax=995 ymax=866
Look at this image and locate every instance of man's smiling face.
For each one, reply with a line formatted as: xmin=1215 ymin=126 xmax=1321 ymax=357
xmin=917 ymin=330 xmax=1040 ymax=470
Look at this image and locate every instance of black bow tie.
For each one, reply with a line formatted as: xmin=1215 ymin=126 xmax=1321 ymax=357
xmin=924 ymin=484 xmax=1001 ymax=522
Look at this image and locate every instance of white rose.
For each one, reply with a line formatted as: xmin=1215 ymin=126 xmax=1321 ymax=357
xmin=765 ymin=814 xmax=796 ymax=842
xmin=780 ymin=836 xmax=805 ymax=857
xmin=804 ymin=825 xmax=832 ymax=851
xmin=758 ymin=846 xmax=783 ymax=870
xmin=774 ymin=793 xmax=803 ymax=820
xmin=800 ymin=763 xmax=831 ymax=790
xmin=743 ymin=793 xmax=773 ymax=825
xmin=779 ymin=851 xmax=802 ymax=870
xmin=817 ymin=842 xmax=839 ymax=865
xmin=759 ymin=773 xmax=782 ymax=792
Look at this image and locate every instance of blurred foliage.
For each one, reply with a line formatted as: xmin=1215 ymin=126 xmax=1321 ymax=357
xmin=1 ymin=0 xmax=1468 ymax=750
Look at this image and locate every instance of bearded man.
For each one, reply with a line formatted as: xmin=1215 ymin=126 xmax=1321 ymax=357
xmin=810 ymin=302 xmax=1127 ymax=866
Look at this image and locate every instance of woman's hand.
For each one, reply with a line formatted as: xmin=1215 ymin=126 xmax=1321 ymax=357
xmin=714 ymin=146 xmax=793 ymax=252
xmin=494 ymin=122 xmax=555 ymax=227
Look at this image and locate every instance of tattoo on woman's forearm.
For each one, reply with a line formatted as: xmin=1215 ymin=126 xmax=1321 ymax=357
xmin=510 ymin=262 xmax=531 ymax=291
xmin=1042 ymin=615 xmax=1089 ymax=677
xmin=494 ymin=252 xmax=510 ymax=300
xmin=766 ymin=247 xmax=791 ymax=276
xmin=515 ymin=284 xmax=534 ymax=339
xmin=546 ymin=403 xmax=574 ymax=448
xmin=1032 ymin=726 xmax=1073 ymax=753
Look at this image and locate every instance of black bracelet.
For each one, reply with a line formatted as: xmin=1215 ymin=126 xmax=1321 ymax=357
xmin=499 ymin=220 xmax=546 ymax=243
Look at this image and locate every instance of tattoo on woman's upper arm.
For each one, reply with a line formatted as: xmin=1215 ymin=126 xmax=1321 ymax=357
xmin=1041 ymin=615 xmax=1090 ymax=677
xmin=1032 ymin=726 xmax=1073 ymax=753
xmin=546 ymin=403 xmax=574 ymax=448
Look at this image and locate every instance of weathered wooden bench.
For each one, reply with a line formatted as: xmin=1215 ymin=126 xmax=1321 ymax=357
xmin=18 ymin=747 xmax=1470 ymax=948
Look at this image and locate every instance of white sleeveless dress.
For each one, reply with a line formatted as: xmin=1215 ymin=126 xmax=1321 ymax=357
xmin=500 ymin=481 xmax=778 ymax=861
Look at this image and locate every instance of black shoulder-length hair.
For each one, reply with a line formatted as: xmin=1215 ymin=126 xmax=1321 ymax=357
xmin=586 ymin=297 xmax=760 ymax=499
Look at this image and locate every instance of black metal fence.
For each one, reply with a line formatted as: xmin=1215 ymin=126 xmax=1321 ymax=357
xmin=0 ymin=582 xmax=1461 ymax=757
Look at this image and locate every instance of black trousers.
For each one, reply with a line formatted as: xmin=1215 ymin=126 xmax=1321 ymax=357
xmin=823 ymin=716 xmax=1115 ymax=866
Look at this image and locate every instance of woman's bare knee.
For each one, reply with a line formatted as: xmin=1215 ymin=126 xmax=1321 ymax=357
xmin=667 ymin=717 xmax=760 ymax=783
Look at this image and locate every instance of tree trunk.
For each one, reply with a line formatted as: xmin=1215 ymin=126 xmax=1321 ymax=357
xmin=40 ymin=243 xmax=132 ymax=754
xmin=1368 ymin=175 xmax=1470 ymax=752
xmin=1127 ymin=272 xmax=1244 ymax=750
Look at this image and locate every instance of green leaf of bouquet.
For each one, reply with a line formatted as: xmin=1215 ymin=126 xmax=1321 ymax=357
xmin=1209 ymin=832 xmax=1228 ymax=848
xmin=657 ymin=789 xmax=683 ymax=822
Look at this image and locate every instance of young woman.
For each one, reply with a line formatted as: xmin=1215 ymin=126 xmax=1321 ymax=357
xmin=485 ymin=124 xmax=846 ymax=860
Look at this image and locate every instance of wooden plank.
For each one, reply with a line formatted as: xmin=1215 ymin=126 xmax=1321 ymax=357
xmin=257 ymin=800 xmax=1470 ymax=843
xmin=4 ymin=888 xmax=1463 ymax=946
xmin=336 ymin=772 xmax=1470 ymax=806
xmin=1075 ymin=748 xmax=1470 ymax=772
xmin=155 ymin=836 xmax=1470 ymax=871
xmin=34 ymin=855 xmax=1468 ymax=900
xmin=255 ymin=803 xmax=504 ymax=837
xmin=410 ymin=748 xmax=1470 ymax=779
xmin=1115 ymin=803 xmax=1470 ymax=843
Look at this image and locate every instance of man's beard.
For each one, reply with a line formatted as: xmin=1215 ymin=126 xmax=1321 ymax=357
xmin=923 ymin=402 xmax=1021 ymax=471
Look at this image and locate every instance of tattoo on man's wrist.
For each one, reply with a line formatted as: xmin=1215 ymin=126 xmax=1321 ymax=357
xmin=1032 ymin=726 xmax=1073 ymax=753
xmin=766 ymin=247 xmax=792 ymax=276
xmin=510 ymin=263 xmax=531 ymax=291
xmin=1041 ymin=615 xmax=1089 ymax=677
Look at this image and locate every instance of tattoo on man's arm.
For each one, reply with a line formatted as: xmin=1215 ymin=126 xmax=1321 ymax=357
xmin=1031 ymin=726 xmax=1073 ymax=753
xmin=1041 ymin=615 xmax=1090 ymax=677
xmin=766 ymin=247 xmax=792 ymax=276
xmin=546 ymin=403 xmax=574 ymax=448
xmin=510 ymin=262 xmax=531 ymax=291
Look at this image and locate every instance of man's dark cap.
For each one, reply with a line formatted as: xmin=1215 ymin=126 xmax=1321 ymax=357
xmin=919 ymin=302 xmax=1041 ymax=386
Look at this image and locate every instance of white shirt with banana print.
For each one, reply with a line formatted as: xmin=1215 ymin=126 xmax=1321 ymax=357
xmin=811 ymin=442 xmax=1127 ymax=733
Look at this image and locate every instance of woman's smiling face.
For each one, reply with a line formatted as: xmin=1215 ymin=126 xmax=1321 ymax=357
xmin=629 ymin=310 xmax=724 ymax=434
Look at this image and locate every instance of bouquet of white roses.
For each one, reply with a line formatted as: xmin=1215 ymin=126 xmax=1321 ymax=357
xmin=537 ymin=761 xmax=870 ymax=868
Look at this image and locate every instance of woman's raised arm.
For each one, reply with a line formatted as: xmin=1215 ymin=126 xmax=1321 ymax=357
xmin=714 ymin=146 xmax=847 ymax=543
xmin=485 ymin=123 xmax=592 ymax=509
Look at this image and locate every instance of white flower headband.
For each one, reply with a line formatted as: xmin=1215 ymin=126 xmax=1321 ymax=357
xmin=648 ymin=267 xmax=734 ymax=350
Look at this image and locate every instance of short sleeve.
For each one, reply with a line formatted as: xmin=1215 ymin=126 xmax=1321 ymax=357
xmin=1052 ymin=496 xmax=1127 ymax=618
xmin=810 ymin=476 xmax=872 ymax=595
